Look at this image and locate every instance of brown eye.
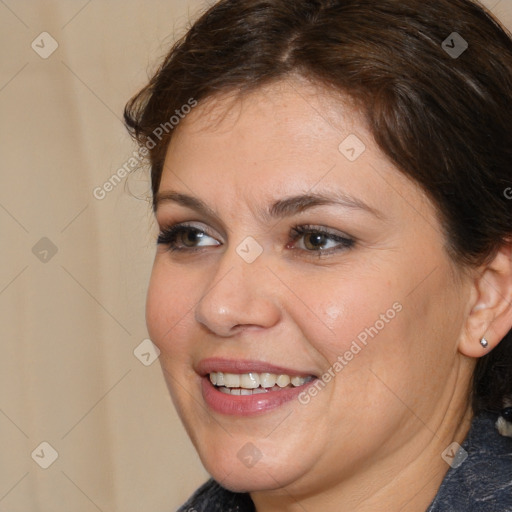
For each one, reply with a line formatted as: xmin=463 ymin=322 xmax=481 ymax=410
xmin=303 ymin=232 xmax=330 ymax=251
xmin=290 ymin=225 xmax=355 ymax=255
xmin=157 ymin=224 xmax=220 ymax=252
xmin=178 ymin=229 xmax=206 ymax=247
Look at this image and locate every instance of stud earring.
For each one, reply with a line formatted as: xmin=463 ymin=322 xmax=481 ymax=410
xmin=480 ymin=337 xmax=489 ymax=348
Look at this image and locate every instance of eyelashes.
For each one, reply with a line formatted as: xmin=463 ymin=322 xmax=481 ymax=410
xmin=287 ymin=225 xmax=355 ymax=257
xmin=157 ymin=222 xmax=355 ymax=257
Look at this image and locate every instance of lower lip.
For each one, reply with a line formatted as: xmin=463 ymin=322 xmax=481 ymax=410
xmin=201 ymin=376 xmax=316 ymax=416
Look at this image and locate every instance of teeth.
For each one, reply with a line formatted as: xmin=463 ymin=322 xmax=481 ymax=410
xmin=291 ymin=376 xmax=307 ymax=386
xmin=215 ymin=384 xmax=309 ymax=395
xmin=223 ymin=373 xmax=240 ymax=388
xmin=276 ymin=375 xmax=291 ymax=387
xmin=209 ymin=371 xmax=312 ymax=391
xmin=260 ymin=373 xmax=277 ymax=388
xmin=240 ymin=373 xmax=260 ymax=389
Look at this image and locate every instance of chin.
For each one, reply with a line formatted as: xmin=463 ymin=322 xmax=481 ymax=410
xmin=204 ymin=457 xmax=298 ymax=493
xmin=192 ymin=432 xmax=315 ymax=494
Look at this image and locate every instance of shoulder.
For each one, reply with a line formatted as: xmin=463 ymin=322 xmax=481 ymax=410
xmin=177 ymin=479 xmax=255 ymax=512
xmin=427 ymin=412 xmax=512 ymax=512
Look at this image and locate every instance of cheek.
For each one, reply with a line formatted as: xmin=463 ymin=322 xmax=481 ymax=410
xmin=291 ymin=262 xmax=447 ymax=419
xmin=292 ymin=271 xmax=400 ymax=366
xmin=145 ymin=260 xmax=198 ymax=352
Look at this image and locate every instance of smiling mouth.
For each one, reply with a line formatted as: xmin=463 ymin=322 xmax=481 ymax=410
xmin=209 ymin=371 xmax=315 ymax=396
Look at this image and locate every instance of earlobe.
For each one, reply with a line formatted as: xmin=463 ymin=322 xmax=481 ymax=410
xmin=458 ymin=243 xmax=512 ymax=359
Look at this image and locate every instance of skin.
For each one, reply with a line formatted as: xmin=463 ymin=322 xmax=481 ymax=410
xmin=145 ymin=77 xmax=512 ymax=511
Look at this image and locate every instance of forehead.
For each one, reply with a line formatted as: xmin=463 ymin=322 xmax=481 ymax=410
xmin=170 ymin=78 xmax=362 ymax=153
xmin=159 ymin=78 xmax=432 ymax=224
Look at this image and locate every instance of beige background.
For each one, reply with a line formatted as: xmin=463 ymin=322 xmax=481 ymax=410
xmin=0 ymin=1 xmax=511 ymax=511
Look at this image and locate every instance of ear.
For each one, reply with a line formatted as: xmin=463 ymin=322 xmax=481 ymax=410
xmin=459 ymin=242 xmax=512 ymax=358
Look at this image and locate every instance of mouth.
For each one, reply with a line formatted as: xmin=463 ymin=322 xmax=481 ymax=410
xmin=197 ymin=358 xmax=318 ymax=416
xmin=209 ymin=371 xmax=314 ymax=395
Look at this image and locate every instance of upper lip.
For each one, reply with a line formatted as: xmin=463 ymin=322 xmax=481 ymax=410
xmin=197 ymin=357 xmax=317 ymax=378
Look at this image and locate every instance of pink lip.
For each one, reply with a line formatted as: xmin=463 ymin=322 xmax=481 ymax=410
xmin=196 ymin=357 xmax=316 ymax=377
xmin=197 ymin=358 xmax=318 ymax=416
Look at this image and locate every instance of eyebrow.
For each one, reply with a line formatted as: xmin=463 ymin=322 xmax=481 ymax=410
xmin=153 ymin=190 xmax=383 ymax=222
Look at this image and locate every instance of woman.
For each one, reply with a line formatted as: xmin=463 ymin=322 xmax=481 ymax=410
xmin=124 ymin=0 xmax=512 ymax=510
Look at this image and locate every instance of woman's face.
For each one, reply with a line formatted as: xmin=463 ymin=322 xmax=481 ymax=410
xmin=146 ymin=79 xmax=473 ymax=498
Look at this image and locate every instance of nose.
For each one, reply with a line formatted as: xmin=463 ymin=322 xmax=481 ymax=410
xmin=194 ymin=245 xmax=281 ymax=337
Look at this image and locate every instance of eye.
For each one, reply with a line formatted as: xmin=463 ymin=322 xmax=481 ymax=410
xmin=288 ymin=225 xmax=355 ymax=255
xmin=157 ymin=222 xmax=355 ymax=256
xmin=157 ymin=223 xmax=220 ymax=252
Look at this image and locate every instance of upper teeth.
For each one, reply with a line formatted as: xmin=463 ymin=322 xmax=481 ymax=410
xmin=209 ymin=372 xmax=311 ymax=389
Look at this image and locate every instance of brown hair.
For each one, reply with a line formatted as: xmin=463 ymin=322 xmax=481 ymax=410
xmin=124 ymin=0 xmax=512 ymax=414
